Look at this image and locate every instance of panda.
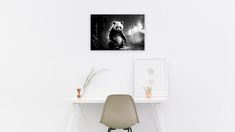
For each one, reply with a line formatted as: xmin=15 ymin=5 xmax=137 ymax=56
xmin=108 ymin=21 xmax=127 ymax=50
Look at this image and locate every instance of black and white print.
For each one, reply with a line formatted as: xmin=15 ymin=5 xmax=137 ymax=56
xmin=91 ymin=14 xmax=145 ymax=50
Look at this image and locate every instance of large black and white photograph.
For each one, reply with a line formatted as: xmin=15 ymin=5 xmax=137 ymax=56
xmin=91 ymin=14 xmax=145 ymax=50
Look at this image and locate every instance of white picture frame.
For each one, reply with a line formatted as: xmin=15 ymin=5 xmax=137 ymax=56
xmin=134 ymin=58 xmax=168 ymax=98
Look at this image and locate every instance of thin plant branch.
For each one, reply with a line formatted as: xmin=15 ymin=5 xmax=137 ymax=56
xmin=82 ymin=68 xmax=108 ymax=97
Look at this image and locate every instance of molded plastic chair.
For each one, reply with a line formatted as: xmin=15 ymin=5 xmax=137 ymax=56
xmin=100 ymin=94 xmax=139 ymax=132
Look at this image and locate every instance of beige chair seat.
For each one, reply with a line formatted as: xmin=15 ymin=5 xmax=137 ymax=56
xmin=100 ymin=94 xmax=139 ymax=132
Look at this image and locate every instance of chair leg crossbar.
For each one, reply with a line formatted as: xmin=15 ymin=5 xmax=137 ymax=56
xmin=108 ymin=127 xmax=132 ymax=132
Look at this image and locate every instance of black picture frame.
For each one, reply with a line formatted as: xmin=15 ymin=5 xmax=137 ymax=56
xmin=91 ymin=14 xmax=145 ymax=51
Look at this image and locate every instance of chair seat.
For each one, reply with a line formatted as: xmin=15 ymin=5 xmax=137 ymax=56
xmin=100 ymin=94 xmax=139 ymax=131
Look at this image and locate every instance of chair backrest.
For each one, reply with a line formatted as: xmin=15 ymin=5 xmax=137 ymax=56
xmin=100 ymin=94 xmax=139 ymax=129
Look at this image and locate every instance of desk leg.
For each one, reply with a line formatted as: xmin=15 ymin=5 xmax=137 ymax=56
xmin=79 ymin=104 xmax=90 ymax=132
xmin=67 ymin=104 xmax=75 ymax=132
xmin=151 ymin=104 xmax=166 ymax=132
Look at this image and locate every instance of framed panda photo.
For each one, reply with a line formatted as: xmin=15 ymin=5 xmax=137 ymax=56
xmin=91 ymin=14 xmax=145 ymax=50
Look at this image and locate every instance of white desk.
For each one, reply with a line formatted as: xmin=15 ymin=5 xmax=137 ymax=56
xmin=65 ymin=97 xmax=167 ymax=132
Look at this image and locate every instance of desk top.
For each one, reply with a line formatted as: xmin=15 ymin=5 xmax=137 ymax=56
xmin=65 ymin=97 xmax=168 ymax=104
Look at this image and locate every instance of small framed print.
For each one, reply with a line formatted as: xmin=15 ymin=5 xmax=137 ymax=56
xmin=134 ymin=58 xmax=168 ymax=98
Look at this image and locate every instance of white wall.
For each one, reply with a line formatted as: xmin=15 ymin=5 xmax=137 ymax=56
xmin=0 ymin=0 xmax=234 ymax=132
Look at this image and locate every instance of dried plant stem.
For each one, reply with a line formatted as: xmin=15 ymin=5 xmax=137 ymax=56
xmin=82 ymin=68 xmax=94 ymax=96
xmin=82 ymin=68 xmax=108 ymax=97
